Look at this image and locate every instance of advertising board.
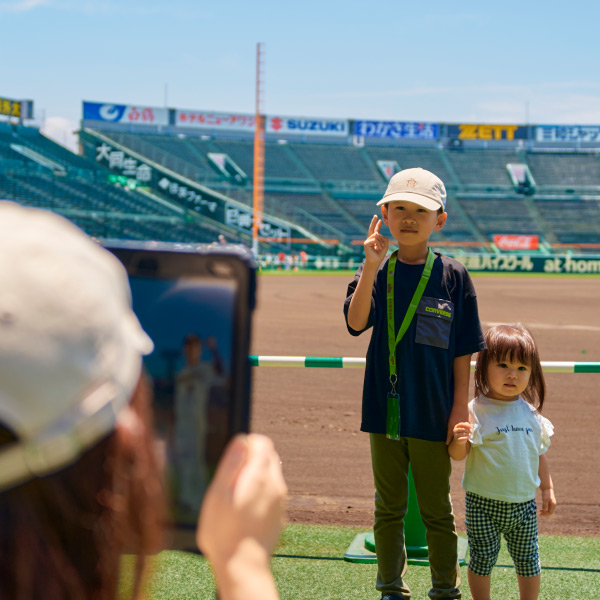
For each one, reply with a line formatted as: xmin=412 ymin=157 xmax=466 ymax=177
xmin=175 ymin=110 xmax=255 ymax=131
xmin=493 ymin=234 xmax=539 ymax=251
xmin=266 ymin=115 xmax=348 ymax=137
xmin=0 ymin=96 xmax=29 ymax=119
xmin=83 ymin=101 xmax=169 ymax=126
xmin=92 ymin=140 xmax=218 ymax=214
xmin=225 ymin=203 xmax=290 ymax=241
xmin=447 ymin=123 xmax=528 ymax=141
xmin=354 ymin=121 xmax=439 ymax=139
xmin=454 ymin=254 xmax=600 ymax=274
xmin=535 ymin=125 xmax=600 ymax=143
xmin=87 ymin=137 xmax=293 ymax=245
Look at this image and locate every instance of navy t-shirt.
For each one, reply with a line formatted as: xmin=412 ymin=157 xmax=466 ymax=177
xmin=344 ymin=252 xmax=486 ymax=442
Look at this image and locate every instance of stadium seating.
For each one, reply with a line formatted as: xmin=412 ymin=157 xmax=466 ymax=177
xmin=210 ymin=139 xmax=310 ymax=182
xmin=457 ymin=196 xmax=543 ymax=236
xmin=534 ymin=197 xmax=600 ymax=243
xmin=446 ymin=150 xmax=518 ymax=187
xmin=0 ymin=123 xmax=92 ymax=171
xmin=0 ymin=167 xmax=174 ymax=215
xmin=265 ymin=191 xmax=363 ymax=239
xmin=0 ymin=160 xmax=223 ymax=244
xmin=289 ymin=144 xmax=380 ymax=182
xmin=526 ymin=152 xmax=600 ymax=188
xmin=364 ymin=146 xmax=452 ymax=184
xmin=4 ymin=120 xmax=600 ymax=254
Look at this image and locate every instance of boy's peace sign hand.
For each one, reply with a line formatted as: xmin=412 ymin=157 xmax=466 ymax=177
xmin=364 ymin=215 xmax=389 ymax=267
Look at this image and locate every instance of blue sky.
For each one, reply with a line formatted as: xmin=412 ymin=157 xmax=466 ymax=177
xmin=2 ymin=0 xmax=600 ymax=150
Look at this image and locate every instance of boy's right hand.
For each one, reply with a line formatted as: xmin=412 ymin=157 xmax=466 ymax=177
xmin=452 ymin=421 xmax=472 ymax=445
xmin=364 ymin=215 xmax=389 ymax=267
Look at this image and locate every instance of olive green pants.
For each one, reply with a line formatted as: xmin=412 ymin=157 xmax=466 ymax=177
xmin=370 ymin=433 xmax=461 ymax=600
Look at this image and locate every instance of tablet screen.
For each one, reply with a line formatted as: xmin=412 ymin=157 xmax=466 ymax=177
xmin=107 ymin=243 xmax=255 ymax=529
xmin=130 ymin=275 xmax=237 ymax=524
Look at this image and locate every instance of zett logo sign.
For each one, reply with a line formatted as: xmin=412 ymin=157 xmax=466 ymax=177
xmin=459 ymin=124 xmax=519 ymax=140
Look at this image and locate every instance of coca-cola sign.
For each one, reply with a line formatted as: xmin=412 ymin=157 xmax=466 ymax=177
xmin=493 ymin=234 xmax=539 ymax=251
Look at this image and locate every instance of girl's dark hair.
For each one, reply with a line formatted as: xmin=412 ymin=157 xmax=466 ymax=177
xmin=475 ymin=323 xmax=546 ymax=411
xmin=0 ymin=374 xmax=167 ymax=600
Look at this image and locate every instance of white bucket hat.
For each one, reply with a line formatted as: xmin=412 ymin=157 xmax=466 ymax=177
xmin=377 ymin=167 xmax=447 ymax=211
xmin=0 ymin=202 xmax=153 ymax=491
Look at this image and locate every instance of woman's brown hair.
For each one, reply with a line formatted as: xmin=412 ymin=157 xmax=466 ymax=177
xmin=474 ymin=323 xmax=546 ymax=411
xmin=0 ymin=374 xmax=167 ymax=600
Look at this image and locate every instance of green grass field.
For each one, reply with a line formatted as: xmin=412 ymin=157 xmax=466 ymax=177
xmin=120 ymin=523 xmax=600 ymax=599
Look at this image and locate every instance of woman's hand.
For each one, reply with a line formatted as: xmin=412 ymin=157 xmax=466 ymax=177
xmin=197 ymin=434 xmax=287 ymax=568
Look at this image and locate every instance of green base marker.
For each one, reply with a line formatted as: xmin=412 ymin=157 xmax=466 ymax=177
xmin=344 ymin=532 xmax=377 ymax=564
xmin=364 ymin=532 xmax=429 ymax=561
xmin=344 ymin=468 xmax=468 ymax=565
xmin=344 ymin=532 xmax=469 ymax=566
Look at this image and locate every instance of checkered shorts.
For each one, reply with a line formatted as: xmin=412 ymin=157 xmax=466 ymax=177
xmin=465 ymin=491 xmax=540 ymax=578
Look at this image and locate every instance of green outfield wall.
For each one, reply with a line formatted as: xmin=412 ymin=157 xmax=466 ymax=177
xmin=452 ymin=254 xmax=600 ymax=274
xmin=260 ymin=253 xmax=600 ymax=274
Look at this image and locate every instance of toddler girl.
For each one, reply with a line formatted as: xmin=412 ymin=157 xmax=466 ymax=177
xmin=449 ymin=323 xmax=556 ymax=600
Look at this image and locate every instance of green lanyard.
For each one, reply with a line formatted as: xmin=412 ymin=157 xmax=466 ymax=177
xmin=386 ymin=247 xmax=435 ymax=440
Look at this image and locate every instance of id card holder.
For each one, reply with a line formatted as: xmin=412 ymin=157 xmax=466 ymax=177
xmin=386 ymin=392 xmax=401 ymax=441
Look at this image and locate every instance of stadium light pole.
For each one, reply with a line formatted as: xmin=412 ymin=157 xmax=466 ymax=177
xmin=252 ymin=42 xmax=265 ymax=258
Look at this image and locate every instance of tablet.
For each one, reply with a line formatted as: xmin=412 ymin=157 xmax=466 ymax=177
xmin=106 ymin=241 xmax=256 ymax=527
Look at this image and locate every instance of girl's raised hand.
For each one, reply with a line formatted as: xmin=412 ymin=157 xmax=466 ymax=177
xmin=364 ymin=215 xmax=389 ymax=267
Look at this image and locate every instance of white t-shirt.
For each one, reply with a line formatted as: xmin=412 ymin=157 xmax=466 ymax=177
xmin=463 ymin=394 xmax=554 ymax=503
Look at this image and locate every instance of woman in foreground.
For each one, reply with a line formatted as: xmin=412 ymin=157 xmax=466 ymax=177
xmin=0 ymin=202 xmax=285 ymax=600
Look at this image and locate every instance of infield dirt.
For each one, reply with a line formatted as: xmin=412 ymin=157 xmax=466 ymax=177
xmin=251 ymin=273 xmax=600 ymax=537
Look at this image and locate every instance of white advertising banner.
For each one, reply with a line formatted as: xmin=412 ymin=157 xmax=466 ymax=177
xmin=536 ymin=125 xmax=600 ymax=143
xmin=175 ymin=109 xmax=255 ymax=131
xmin=83 ymin=102 xmax=168 ymax=126
xmin=266 ymin=114 xmax=348 ymax=137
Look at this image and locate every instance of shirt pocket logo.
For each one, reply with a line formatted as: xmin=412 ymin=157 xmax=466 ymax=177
xmin=415 ymin=297 xmax=454 ymax=349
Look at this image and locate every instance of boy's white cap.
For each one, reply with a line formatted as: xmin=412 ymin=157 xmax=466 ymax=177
xmin=377 ymin=167 xmax=447 ymax=211
xmin=0 ymin=202 xmax=153 ymax=491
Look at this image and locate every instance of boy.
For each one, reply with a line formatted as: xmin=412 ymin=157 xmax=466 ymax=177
xmin=344 ymin=168 xmax=486 ymax=600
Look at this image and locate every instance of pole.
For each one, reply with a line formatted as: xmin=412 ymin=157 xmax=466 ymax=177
xmin=252 ymin=43 xmax=265 ymax=258
xmin=250 ymin=356 xmax=600 ymax=373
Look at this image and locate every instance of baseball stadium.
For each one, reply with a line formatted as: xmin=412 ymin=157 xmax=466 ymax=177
xmin=1 ymin=90 xmax=599 ymax=599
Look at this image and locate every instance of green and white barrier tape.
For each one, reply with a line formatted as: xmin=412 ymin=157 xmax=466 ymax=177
xmin=250 ymin=356 xmax=600 ymax=373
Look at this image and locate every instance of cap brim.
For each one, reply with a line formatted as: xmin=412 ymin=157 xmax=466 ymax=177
xmin=377 ymin=192 xmax=442 ymax=211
